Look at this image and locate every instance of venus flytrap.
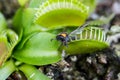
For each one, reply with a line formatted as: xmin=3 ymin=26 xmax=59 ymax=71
xmin=13 ymin=32 xmax=61 ymax=65
xmin=0 ymin=13 xmax=18 ymax=66
xmin=12 ymin=0 xmax=91 ymax=65
xmin=29 ymin=0 xmax=48 ymax=8
xmin=0 ymin=29 xmax=18 ymax=66
xmin=0 ymin=59 xmax=51 ymax=80
xmin=60 ymin=24 xmax=109 ymax=54
xmin=18 ymin=0 xmax=29 ymax=6
xmin=34 ymin=0 xmax=89 ymax=29
xmin=60 ymin=15 xmax=114 ymax=55
xmin=13 ymin=8 xmax=36 ymax=41
xmin=0 ymin=13 xmax=7 ymax=32
xmin=13 ymin=7 xmax=48 ymax=50
xmin=80 ymin=0 xmax=96 ymax=13
xmin=13 ymin=8 xmax=48 ymax=45
xmin=19 ymin=64 xmax=51 ymax=80
xmin=0 ymin=60 xmax=16 ymax=80
xmin=0 ymin=0 xmax=99 ymax=79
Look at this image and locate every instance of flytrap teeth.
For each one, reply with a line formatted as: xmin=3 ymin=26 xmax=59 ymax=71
xmin=34 ymin=0 xmax=89 ymax=27
xmin=69 ymin=27 xmax=108 ymax=44
xmin=6 ymin=30 xmax=18 ymax=50
xmin=35 ymin=0 xmax=89 ymax=18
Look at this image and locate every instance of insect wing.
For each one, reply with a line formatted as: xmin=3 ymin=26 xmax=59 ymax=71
xmin=69 ymin=23 xmax=89 ymax=41
xmin=69 ymin=23 xmax=89 ymax=36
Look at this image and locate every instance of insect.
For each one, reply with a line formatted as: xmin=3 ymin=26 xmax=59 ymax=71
xmin=56 ymin=32 xmax=70 ymax=46
xmin=53 ymin=23 xmax=89 ymax=47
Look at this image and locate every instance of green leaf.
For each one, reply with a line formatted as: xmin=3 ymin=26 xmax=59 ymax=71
xmin=18 ymin=0 xmax=29 ymax=6
xmin=0 ymin=29 xmax=18 ymax=66
xmin=80 ymin=0 xmax=96 ymax=13
xmin=0 ymin=60 xmax=16 ymax=80
xmin=13 ymin=32 xmax=61 ymax=65
xmin=62 ymin=40 xmax=108 ymax=54
xmin=0 ymin=12 xmax=7 ymax=32
xmin=60 ymin=27 xmax=109 ymax=54
xmin=34 ymin=0 xmax=89 ymax=29
xmin=0 ymin=12 xmax=18 ymax=66
xmin=29 ymin=0 xmax=48 ymax=8
xmin=47 ymin=27 xmax=76 ymax=35
xmin=13 ymin=8 xmax=23 ymax=41
xmin=19 ymin=64 xmax=51 ymax=80
xmin=13 ymin=8 xmax=45 ymax=40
